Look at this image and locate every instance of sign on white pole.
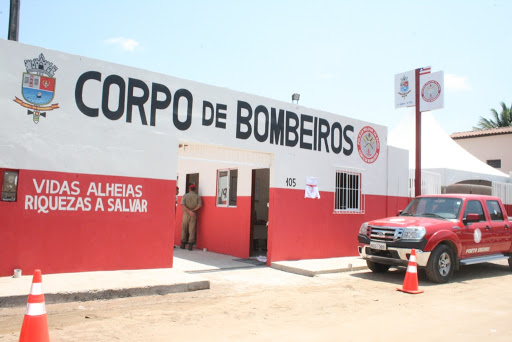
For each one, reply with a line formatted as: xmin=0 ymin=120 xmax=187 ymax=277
xmin=394 ymin=69 xmax=415 ymax=108
xmin=419 ymin=71 xmax=444 ymax=112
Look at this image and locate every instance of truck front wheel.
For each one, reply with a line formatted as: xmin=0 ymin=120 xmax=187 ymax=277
xmin=366 ymin=260 xmax=391 ymax=273
xmin=425 ymin=244 xmax=454 ymax=283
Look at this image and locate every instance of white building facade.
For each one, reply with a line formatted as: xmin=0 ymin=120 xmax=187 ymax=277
xmin=451 ymin=127 xmax=512 ymax=176
xmin=0 ymin=39 xmax=409 ymax=276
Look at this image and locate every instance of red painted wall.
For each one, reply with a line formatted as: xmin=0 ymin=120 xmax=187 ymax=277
xmin=1 ymin=166 xmax=411 ymax=277
xmin=0 ymin=168 xmax=175 ymax=277
xmin=174 ymin=187 xmax=410 ymax=264
xmin=175 ymin=196 xmax=251 ymax=258
xmin=267 ymin=188 xmax=410 ymax=263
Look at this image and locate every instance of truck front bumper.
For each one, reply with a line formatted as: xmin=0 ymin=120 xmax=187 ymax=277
xmin=358 ymin=244 xmax=431 ymax=267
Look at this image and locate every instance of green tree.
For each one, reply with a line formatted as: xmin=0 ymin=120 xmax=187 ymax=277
xmin=473 ymin=102 xmax=512 ymax=130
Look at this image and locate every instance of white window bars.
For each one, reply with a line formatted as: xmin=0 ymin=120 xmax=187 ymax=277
xmin=334 ymin=168 xmax=365 ymax=214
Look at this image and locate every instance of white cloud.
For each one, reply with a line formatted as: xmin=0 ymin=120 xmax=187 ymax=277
xmin=104 ymin=37 xmax=140 ymax=52
xmin=445 ymin=73 xmax=471 ymax=91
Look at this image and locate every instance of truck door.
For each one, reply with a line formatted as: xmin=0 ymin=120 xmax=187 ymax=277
xmin=460 ymin=200 xmax=493 ymax=258
xmin=485 ymin=199 xmax=511 ymax=253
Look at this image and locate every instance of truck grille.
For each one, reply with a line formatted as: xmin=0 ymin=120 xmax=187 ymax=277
xmin=368 ymin=226 xmax=403 ymax=242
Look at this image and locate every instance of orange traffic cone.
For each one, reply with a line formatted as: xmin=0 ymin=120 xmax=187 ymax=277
xmin=396 ymin=249 xmax=424 ymax=294
xmin=19 ymin=269 xmax=50 ymax=342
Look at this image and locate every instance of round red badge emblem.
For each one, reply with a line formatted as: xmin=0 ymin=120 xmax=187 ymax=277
xmin=421 ymin=80 xmax=441 ymax=102
xmin=357 ymin=126 xmax=380 ymax=164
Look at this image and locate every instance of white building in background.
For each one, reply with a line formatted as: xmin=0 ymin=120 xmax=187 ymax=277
xmin=389 ymin=112 xmax=510 ymax=186
xmin=389 ymin=112 xmax=512 ymax=207
xmin=451 ymin=126 xmax=512 ymax=176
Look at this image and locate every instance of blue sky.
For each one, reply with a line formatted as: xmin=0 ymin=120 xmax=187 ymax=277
xmin=1 ymin=0 xmax=510 ymax=134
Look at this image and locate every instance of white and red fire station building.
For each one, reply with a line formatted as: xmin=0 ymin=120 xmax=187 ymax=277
xmin=0 ymin=39 xmax=409 ymax=276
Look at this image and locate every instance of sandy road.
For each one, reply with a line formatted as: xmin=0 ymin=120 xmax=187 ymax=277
xmin=1 ymin=261 xmax=511 ymax=342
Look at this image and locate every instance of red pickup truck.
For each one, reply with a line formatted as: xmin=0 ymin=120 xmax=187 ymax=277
xmin=358 ymin=194 xmax=512 ymax=283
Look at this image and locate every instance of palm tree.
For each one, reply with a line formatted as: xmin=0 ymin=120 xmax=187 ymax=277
xmin=473 ymin=102 xmax=512 ymax=130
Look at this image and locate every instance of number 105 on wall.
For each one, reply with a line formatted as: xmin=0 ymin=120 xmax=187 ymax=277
xmin=285 ymin=178 xmax=296 ymax=187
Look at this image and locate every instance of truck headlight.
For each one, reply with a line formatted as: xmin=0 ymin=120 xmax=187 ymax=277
xmin=402 ymin=226 xmax=426 ymax=240
xmin=359 ymin=222 xmax=368 ymax=235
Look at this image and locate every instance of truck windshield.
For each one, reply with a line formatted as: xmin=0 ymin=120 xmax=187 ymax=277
xmin=401 ymin=197 xmax=463 ymax=220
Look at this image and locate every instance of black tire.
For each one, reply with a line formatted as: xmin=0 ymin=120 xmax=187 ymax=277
xmin=508 ymin=256 xmax=512 ymax=271
xmin=425 ymin=244 xmax=455 ymax=283
xmin=366 ymin=260 xmax=391 ymax=273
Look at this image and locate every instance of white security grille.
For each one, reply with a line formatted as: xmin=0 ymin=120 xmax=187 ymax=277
xmin=334 ymin=168 xmax=365 ymax=214
xmin=408 ymin=169 xmax=441 ymax=197
xmin=492 ymin=182 xmax=512 ymax=205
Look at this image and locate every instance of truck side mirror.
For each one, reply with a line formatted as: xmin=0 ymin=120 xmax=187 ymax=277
xmin=464 ymin=213 xmax=480 ymax=224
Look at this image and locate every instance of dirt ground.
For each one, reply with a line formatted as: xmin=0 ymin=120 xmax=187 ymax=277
xmin=1 ymin=261 xmax=511 ymax=342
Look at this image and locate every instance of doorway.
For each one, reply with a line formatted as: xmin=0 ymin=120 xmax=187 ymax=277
xmin=185 ymin=173 xmax=199 ymax=193
xmin=251 ymin=168 xmax=270 ymax=257
xmin=176 ymin=143 xmax=273 ymax=259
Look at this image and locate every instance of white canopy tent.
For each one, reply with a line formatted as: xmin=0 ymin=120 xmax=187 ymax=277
xmin=388 ymin=111 xmax=510 ymax=187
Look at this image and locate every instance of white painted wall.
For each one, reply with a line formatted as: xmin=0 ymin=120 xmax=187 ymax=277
xmin=176 ymin=144 xmax=271 ymax=197
xmin=387 ymin=146 xmax=409 ymax=197
xmin=1 ymin=39 xmax=400 ymax=197
xmin=453 ymin=134 xmax=512 ymax=176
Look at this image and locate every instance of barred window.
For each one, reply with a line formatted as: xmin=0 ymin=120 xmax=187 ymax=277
xmin=335 ymin=169 xmax=363 ymax=213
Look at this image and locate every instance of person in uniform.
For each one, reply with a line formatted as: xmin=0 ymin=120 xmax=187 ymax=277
xmin=180 ymin=184 xmax=202 ymax=250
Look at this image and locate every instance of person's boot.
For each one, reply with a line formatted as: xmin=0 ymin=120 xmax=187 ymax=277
xmin=180 ymin=242 xmax=186 ymax=249
xmin=188 ymin=243 xmax=193 ymax=251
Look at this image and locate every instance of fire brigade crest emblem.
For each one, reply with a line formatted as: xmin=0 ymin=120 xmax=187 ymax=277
xmin=398 ymin=75 xmax=410 ymax=99
xmin=14 ymin=53 xmax=59 ymax=123
xmin=357 ymin=126 xmax=380 ymax=164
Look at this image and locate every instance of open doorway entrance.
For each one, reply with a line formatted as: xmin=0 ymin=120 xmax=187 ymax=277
xmin=176 ymin=143 xmax=272 ymax=259
xmin=251 ymin=168 xmax=270 ymax=257
xmin=185 ymin=173 xmax=199 ymax=193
